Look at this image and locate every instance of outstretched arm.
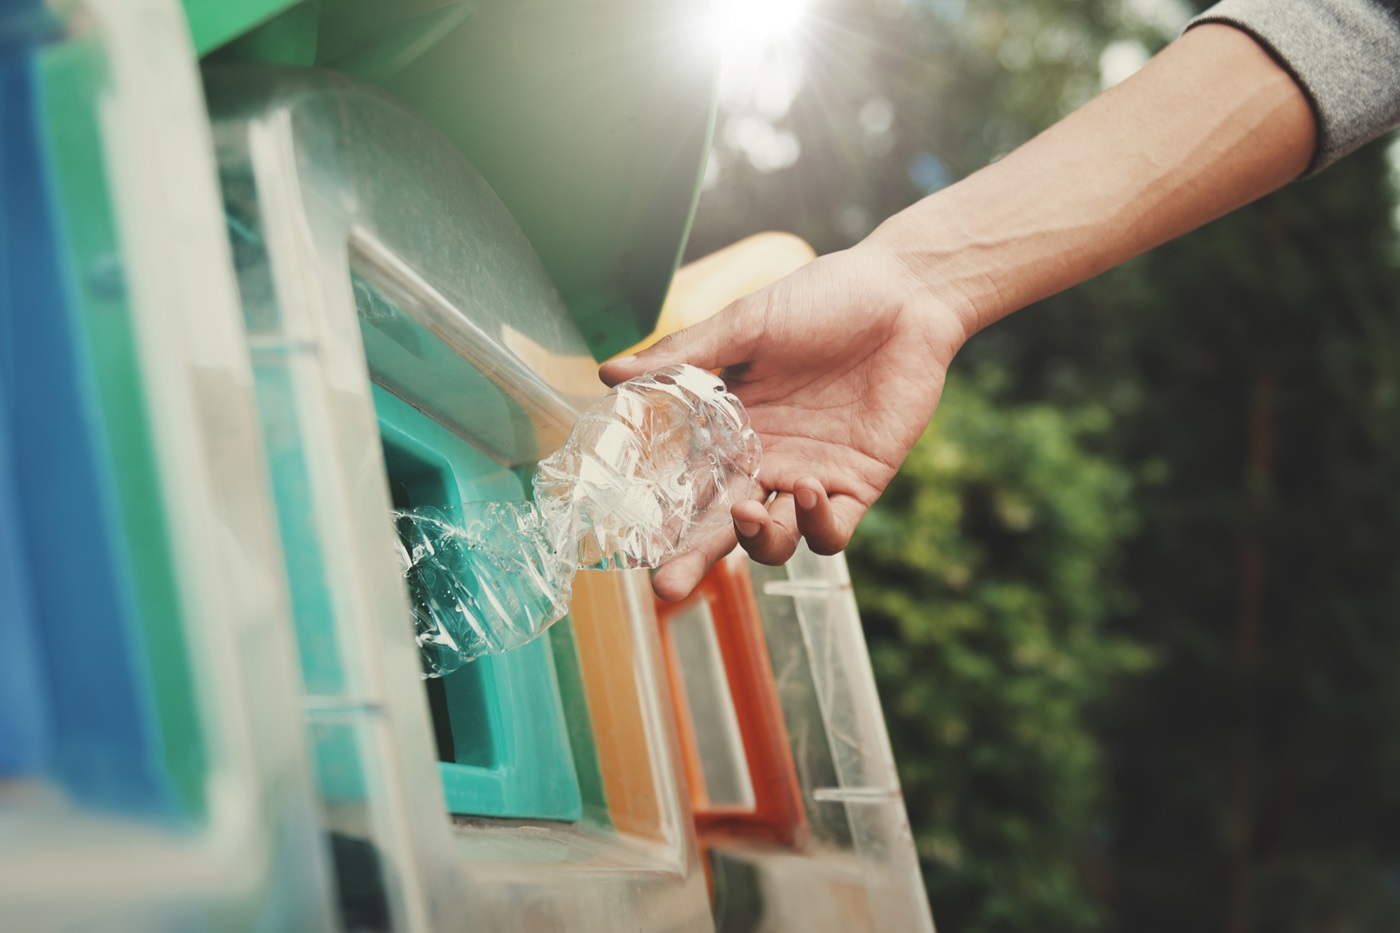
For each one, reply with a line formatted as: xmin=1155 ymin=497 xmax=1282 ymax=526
xmin=873 ymin=22 xmax=1315 ymax=335
xmin=601 ymin=22 xmax=1316 ymax=602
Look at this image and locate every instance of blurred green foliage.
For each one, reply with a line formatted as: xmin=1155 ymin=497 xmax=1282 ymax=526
xmin=848 ymin=368 xmax=1152 ymax=932
xmin=980 ymin=68 xmax=1400 ymax=933
xmin=691 ymin=0 xmax=1400 ymax=930
xmin=1067 ymin=140 xmax=1400 ymax=933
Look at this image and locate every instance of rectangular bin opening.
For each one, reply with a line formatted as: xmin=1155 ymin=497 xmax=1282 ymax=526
xmin=375 ymin=386 xmax=581 ymax=821
xmin=667 ymin=599 xmax=755 ymax=809
xmin=382 ymin=441 xmax=449 ymax=511
xmin=379 ymin=434 xmax=498 ymax=771
xmin=657 ymin=558 xmax=808 ymax=847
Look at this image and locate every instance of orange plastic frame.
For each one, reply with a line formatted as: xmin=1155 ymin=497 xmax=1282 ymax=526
xmin=655 ymin=555 xmax=807 ymax=849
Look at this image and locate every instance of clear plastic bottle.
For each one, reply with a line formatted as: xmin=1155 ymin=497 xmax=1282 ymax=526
xmin=533 ymin=364 xmax=763 ymax=570
xmin=393 ymin=501 xmax=575 ymax=677
xmin=393 ymin=364 xmax=762 ymax=677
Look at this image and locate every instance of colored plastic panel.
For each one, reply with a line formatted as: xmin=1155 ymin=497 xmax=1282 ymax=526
xmin=0 ymin=28 xmax=169 ymax=809
xmin=619 ymin=232 xmax=818 ymax=358
xmin=375 ymin=388 xmax=581 ymax=821
xmin=658 ymin=553 xmax=808 ymax=848
xmin=567 ymin=571 xmax=668 ymax=839
xmin=180 ymin=0 xmax=305 ymax=56
xmin=0 ymin=405 xmax=46 ymax=778
xmin=1 ymin=1 xmax=338 ymax=930
xmin=1 ymin=5 xmax=190 ymax=812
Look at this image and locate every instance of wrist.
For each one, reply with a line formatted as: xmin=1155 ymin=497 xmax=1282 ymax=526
xmin=856 ymin=190 xmax=1008 ymax=343
xmin=845 ymin=226 xmax=978 ymax=364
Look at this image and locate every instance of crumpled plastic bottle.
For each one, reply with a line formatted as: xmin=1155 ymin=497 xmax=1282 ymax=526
xmin=393 ymin=501 xmax=575 ymax=677
xmin=392 ymin=364 xmax=762 ymax=678
xmin=533 ymin=363 xmax=763 ymax=569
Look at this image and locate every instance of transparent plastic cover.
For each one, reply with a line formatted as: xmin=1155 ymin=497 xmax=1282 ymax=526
xmin=393 ymin=364 xmax=761 ymax=677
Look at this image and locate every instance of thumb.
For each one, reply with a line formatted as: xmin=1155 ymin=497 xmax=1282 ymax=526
xmin=598 ymin=296 xmax=765 ymax=387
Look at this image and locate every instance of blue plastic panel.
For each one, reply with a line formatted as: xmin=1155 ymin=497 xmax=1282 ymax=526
xmin=0 ymin=32 xmax=170 ymax=814
xmin=0 ymin=392 xmax=47 ymax=776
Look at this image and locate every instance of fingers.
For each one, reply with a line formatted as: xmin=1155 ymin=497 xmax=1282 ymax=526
xmin=656 ymin=479 xmax=866 ymax=601
xmin=732 ymin=494 xmax=802 ymax=565
xmin=598 ymin=299 xmax=763 ymax=387
xmin=652 ymin=525 xmax=739 ymax=603
xmin=792 ymin=478 xmax=862 ymax=555
xmin=598 ymin=353 xmax=648 ymax=388
xmin=734 ymin=480 xmax=863 ymax=563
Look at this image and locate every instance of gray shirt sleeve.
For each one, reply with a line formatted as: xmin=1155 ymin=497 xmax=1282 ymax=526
xmin=1188 ymin=0 xmax=1400 ymax=176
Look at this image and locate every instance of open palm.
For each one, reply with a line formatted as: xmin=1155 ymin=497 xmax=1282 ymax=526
xmin=599 ymin=247 xmax=967 ymax=601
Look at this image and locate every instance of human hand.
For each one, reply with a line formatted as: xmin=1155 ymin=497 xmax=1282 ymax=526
xmin=599 ymin=244 xmax=969 ymax=602
xmin=597 ymin=19 xmax=1321 ymax=605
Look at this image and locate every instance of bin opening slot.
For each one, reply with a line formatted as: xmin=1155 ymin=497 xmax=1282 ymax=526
xmin=668 ymin=598 xmax=755 ymax=809
xmin=378 ymin=433 xmax=498 ymax=770
xmin=365 ymin=265 xmax=583 ymax=821
xmin=657 ymin=559 xmax=809 ymax=847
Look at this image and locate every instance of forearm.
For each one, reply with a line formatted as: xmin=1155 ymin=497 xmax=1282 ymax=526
xmin=864 ymin=23 xmax=1317 ymax=337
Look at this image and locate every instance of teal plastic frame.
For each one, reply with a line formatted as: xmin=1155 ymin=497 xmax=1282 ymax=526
xmin=374 ymin=387 xmax=581 ymax=821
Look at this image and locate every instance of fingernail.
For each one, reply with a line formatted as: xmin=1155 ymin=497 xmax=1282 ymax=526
xmin=611 ymin=354 xmax=638 ymax=364
xmin=736 ymin=520 xmax=761 ymax=538
xmin=796 ymin=488 xmax=817 ymax=510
